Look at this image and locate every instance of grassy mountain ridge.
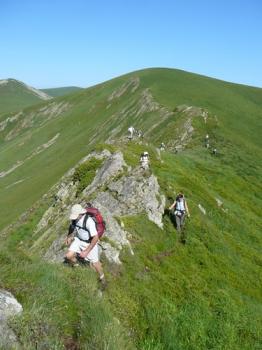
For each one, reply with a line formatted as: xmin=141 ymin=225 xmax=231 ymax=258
xmin=41 ymin=86 xmax=83 ymax=97
xmin=0 ymin=78 xmax=52 ymax=116
xmin=0 ymin=68 xmax=261 ymax=230
xmin=0 ymin=68 xmax=261 ymax=349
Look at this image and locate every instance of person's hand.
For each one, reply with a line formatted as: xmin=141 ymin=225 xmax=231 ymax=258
xmin=79 ymin=250 xmax=88 ymax=259
xmin=65 ymin=236 xmax=73 ymax=246
xmin=187 ymin=214 xmax=191 ymax=218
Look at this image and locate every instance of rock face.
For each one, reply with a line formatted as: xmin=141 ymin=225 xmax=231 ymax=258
xmin=84 ymin=152 xmax=127 ymax=195
xmin=0 ymin=290 xmax=23 ymax=349
xmin=96 ymin=170 xmax=165 ymax=228
xmin=36 ymin=150 xmax=165 ymax=265
xmin=168 ymin=104 xmax=215 ymax=152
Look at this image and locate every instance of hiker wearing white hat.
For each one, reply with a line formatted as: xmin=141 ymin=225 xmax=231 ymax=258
xmin=65 ymin=204 xmax=104 ymax=281
xmin=140 ymin=151 xmax=150 ymax=170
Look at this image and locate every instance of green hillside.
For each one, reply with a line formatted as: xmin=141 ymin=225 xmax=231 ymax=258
xmin=0 ymin=68 xmax=261 ymax=349
xmin=41 ymin=86 xmax=83 ymax=97
xmin=0 ymin=78 xmax=52 ymax=116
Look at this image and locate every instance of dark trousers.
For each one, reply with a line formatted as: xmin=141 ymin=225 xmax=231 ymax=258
xmin=175 ymin=213 xmax=185 ymax=231
xmin=175 ymin=213 xmax=186 ymax=242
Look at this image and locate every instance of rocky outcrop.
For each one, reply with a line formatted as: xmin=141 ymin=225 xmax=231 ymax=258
xmin=105 ymin=87 xmax=173 ymax=143
xmin=84 ymin=152 xmax=127 ymax=195
xmin=168 ymin=105 xmax=214 ymax=152
xmin=108 ymin=77 xmax=140 ymax=102
xmin=0 ymin=290 xmax=22 ymax=349
xmin=5 ymin=101 xmax=70 ymax=141
xmin=37 ymin=150 xmax=165 ymax=265
xmin=96 ymin=170 xmax=165 ymax=228
xmin=34 ymin=149 xmax=112 ymax=235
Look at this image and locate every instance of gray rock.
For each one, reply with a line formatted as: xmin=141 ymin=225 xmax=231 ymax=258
xmin=84 ymin=152 xmax=127 ymax=195
xmin=101 ymin=242 xmax=121 ymax=264
xmin=35 ymin=206 xmax=55 ymax=234
xmin=0 ymin=290 xmax=23 ymax=349
xmin=198 ymin=204 xmax=206 ymax=215
xmin=107 ymin=170 xmax=165 ymax=228
xmin=44 ymin=233 xmax=67 ymax=263
xmin=56 ymin=182 xmax=74 ymax=201
xmin=92 ymin=201 xmax=130 ymax=248
xmin=34 ymin=151 xmax=164 ymax=266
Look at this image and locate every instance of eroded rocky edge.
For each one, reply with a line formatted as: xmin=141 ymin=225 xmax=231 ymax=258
xmin=33 ymin=150 xmax=165 ymax=265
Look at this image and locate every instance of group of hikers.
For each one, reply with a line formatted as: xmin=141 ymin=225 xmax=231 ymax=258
xmin=63 ymin=125 xmax=204 ymax=280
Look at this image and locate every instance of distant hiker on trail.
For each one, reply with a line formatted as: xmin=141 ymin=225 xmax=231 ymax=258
xmin=65 ymin=204 xmax=105 ymax=282
xmin=205 ymin=134 xmax=210 ymax=148
xmin=128 ymin=126 xmax=135 ymax=140
xmin=140 ymin=151 xmax=150 ymax=170
xmin=137 ymin=129 xmax=144 ymax=138
xmin=169 ymin=193 xmax=190 ymax=243
xmin=160 ymin=142 xmax=166 ymax=151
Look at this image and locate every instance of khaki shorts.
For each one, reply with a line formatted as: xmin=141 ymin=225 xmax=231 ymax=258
xmin=69 ymin=237 xmax=99 ymax=263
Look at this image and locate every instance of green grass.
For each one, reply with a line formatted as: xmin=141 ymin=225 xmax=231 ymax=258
xmin=0 ymin=68 xmax=261 ymax=349
xmin=73 ymin=158 xmax=104 ymax=196
xmin=0 ymin=68 xmax=261 ymax=229
xmin=0 ymin=254 xmax=133 ymax=349
xmin=41 ymin=86 xmax=83 ymax=97
xmin=0 ymin=79 xmax=51 ymax=116
xmin=102 ymin=141 xmax=261 ymax=350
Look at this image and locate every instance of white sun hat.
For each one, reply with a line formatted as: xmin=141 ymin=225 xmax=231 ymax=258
xmin=69 ymin=204 xmax=86 ymax=220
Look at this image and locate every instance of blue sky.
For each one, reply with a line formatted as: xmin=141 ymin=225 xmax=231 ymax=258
xmin=0 ymin=0 xmax=261 ymax=88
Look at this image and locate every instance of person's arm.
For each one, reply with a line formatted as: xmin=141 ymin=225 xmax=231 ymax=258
xmin=65 ymin=221 xmax=76 ymax=245
xmin=80 ymin=235 xmax=99 ymax=258
xmin=169 ymin=202 xmax=175 ymax=210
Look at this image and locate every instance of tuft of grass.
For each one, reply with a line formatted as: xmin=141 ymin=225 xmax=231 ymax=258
xmin=72 ymin=158 xmax=103 ymax=196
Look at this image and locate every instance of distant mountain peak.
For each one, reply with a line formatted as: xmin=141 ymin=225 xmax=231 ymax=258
xmin=12 ymin=79 xmax=52 ymax=100
xmin=0 ymin=78 xmax=53 ymax=115
xmin=0 ymin=79 xmax=9 ymax=86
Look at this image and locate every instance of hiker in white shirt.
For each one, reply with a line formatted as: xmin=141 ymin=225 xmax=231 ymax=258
xmin=169 ymin=193 xmax=190 ymax=243
xmin=140 ymin=151 xmax=149 ymax=170
xmin=65 ymin=204 xmax=104 ymax=281
xmin=128 ymin=126 xmax=135 ymax=139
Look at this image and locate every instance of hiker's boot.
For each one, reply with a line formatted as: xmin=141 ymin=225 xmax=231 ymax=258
xmin=98 ymin=274 xmax=107 ymax=290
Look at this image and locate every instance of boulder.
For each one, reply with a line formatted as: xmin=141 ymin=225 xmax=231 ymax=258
xmin=84 ymin=152 xmax=127 ymax=195
xmin=0 ymin=290 xmax=23 ymax=349
xmin=106 ymin=170 xmax=165 ymax=228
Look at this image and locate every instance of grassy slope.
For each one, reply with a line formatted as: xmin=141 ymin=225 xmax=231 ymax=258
xmin=0 ymin=80 xmax=51 ymax=116
xmin=0 ymin=68 xmax=261 ymax=349
xmin=105 ymin=141 xmax=262 ymax=349
xmin=41 ymin=86 xmax=83 ymax=97
xmin=0 ymin=68 xmax=261 ymax=230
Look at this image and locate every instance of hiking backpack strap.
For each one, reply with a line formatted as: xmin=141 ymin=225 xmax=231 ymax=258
xmin=75 ymin=214 xmax=91 ymax=241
